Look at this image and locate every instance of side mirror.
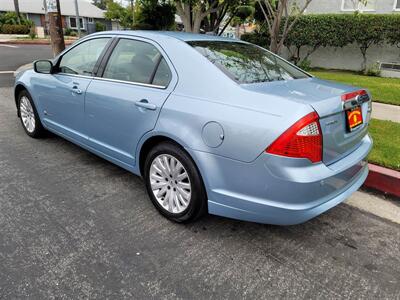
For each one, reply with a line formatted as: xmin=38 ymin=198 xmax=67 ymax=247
xmin=33 ymin=60 xmax=54 ymax=74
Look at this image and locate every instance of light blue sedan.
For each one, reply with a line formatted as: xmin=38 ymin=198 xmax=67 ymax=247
xmin=14 ymin=31 xmax=372 ymax=225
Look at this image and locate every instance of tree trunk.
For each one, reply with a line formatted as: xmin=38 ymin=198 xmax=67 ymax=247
xmin=192 ymin=10 xmax=202 ymax=33
xmin=361 ymin=48 xmax=368 ymax=73
xmin=269 ymin=37 xmax=279 ymax=54
xmin=13 ymin=0 xmax=21 ymax=23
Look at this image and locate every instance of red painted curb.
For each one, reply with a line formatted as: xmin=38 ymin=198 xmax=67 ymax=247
xmin=364 ymin=163 xmax=400 ymax=198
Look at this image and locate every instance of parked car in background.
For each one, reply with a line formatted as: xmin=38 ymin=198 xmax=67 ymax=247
xmin=13 ymin=31 xmax=372 ymax=225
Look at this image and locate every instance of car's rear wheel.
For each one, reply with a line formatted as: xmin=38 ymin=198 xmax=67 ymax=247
xmin=18 ymin=90 xmax=44 ymax=138
xmin=144 ymin=141 xmax=207 ymax=223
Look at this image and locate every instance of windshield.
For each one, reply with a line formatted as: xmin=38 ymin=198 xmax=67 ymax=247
xmin=188 ymin=41 xmax=310 ymax=84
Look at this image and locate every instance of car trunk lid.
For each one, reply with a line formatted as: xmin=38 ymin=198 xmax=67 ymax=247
xmin=242 ymin=78 xmax=372 ymax=165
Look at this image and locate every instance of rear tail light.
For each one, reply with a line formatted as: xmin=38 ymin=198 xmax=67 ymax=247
xmin=266 ymin=112 xmax=322 ymax=163
xmin=341 ymin=89 xmax=367 ymax=102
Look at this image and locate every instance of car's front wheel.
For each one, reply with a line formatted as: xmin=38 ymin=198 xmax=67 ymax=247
xmin=18 ymin=90 xmax=44 ymax=138
xmin=144 ymin=142 xmax=207 ymax=223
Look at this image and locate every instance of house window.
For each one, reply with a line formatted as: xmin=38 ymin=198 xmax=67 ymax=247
xmin=342 ymin=0 xmax=376 ymax=11
xmin=395 ymin=0 xmax=400 ymax=10
xmin=87 ymin=17 xmax=94 ymax=24
xmin=69 ymin=17 xmax=85 ymax=29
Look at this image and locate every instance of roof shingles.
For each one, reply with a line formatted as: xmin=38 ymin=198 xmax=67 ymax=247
xmin=0 ymin=0 xmax=105 ymax=18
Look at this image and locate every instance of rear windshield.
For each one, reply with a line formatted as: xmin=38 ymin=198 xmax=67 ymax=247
xmin=188 ymin=41 xmax=309 ymax=84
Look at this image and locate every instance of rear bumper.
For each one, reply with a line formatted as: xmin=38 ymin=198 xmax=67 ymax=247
xmin=189 ymin=134 xmax=372 ymax=225
xmin=208 ymin=164 xmax=368 ymax=225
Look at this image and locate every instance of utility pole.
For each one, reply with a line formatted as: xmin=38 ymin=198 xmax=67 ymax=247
xmin=47 ymin=0 xmax=65 ymax=56
xmin=74 ymin=0 xmax=81 ymax=38
xmin=43 ymin=0 xmax=49 ymax=35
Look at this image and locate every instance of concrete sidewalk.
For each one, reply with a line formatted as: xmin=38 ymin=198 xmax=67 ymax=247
xmin=0 ymin=34 xmax=29 ymax=42
xmin=372 ymin=102 xmax=400 ymax=123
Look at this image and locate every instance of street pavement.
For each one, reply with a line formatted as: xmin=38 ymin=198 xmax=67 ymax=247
xmin=1 ymin=84 xmax=400 ymax=298
xmin=1 ymin=44 xmax=400 ymax=299
xmin=0 ymin=44 xmax=53 ymax=88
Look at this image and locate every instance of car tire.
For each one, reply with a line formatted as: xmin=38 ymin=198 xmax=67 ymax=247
xmin=18 ymin=90 xmax=45 ymax=138
xmin=144 ymin=141 xmax=207 ymax=223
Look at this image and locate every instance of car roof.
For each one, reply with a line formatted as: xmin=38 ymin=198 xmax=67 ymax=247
xmin=90 ymin=30 xmax=243 ymax=43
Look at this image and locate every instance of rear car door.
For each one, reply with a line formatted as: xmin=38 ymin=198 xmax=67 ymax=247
xmin=35 ymin=37 xmax=111 ymax=142
xmin=84 ymin=37 xmax=177 ymax=167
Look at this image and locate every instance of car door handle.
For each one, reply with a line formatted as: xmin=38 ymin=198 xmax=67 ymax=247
xmin=72 ymin=86 xmax=82 ymax=94
xmin=135 ymin=99 xmax=157 ymax=111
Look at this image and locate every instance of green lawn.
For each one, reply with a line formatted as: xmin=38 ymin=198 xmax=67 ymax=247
xmin=368 ymin=119 xmax=400 ymax=171
xmin=311 ymin=70 xmax=400 ymax=106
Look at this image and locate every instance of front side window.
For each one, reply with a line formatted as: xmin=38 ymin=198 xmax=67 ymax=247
xmin=396 ymin=0 xmax=400 ymax=10
xmin=103 ymin=39 xmax=171 ymax=86
xmin=188 ymin=41 xmax=309 ymax=84
xmin=59 ymin=38 xmax=110 ymax=76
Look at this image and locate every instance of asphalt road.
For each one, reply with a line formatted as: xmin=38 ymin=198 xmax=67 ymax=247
xmin=0 ymin=44 xmax=53 ymax=88
xmin=1 ymin=89 xmax=400 ymax=299
xmin=1 ymin=47 xmax=400 ymax=298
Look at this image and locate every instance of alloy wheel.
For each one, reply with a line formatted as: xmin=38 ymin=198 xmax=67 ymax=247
xmin=149 ymin=154 xmax=192 ymax=214
xmin=20 ymin=96 xmax=36 ymax=133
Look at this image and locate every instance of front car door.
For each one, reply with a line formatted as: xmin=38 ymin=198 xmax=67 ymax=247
xmin=34 ymin=37 xmax=111 ymax=142
xmin=84 ymin=37 xmax=177 ymax=168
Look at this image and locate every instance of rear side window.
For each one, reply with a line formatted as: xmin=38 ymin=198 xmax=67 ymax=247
xmin=188 ymin=41 xmax=309 ymax=84
xmin=152 ymin=58 xmax=172 ymax=87
xmin=59 ymin=38 xmax=110 ymax=76
xmin=103 ymin=39 xmax=171 ymax=87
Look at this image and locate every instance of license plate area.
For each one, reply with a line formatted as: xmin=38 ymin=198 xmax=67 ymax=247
xmin=346 ymin=106 xmax=363 ymax=132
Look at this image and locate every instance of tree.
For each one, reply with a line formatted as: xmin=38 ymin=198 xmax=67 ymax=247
xmin=105 ymin=1 xmax=133 ymax=29
xmin=284 ymin=14 xmax=351 ymax=65
xmin=134 ymin=0 xmax=176 ymax=30
xmin=92 ymin=0 xmax=109 ymax=10
xmin=256 ymin=0 xmax=312 ymax=54
xmin=352 ymin=14 xmax=385 ymax=72
xmin=202 ymin=0 xmax=240 ymax=34
xmin=175 ymin=0 xmax=231 ymax=33
xmin=386 ymin=15 xmax=400 ymax=49
xmin=230 ymin=5 xmax=254 ymax=37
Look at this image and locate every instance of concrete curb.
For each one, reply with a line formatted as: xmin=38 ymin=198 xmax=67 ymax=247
xmin=364 ymin=163 xmax=400 ymax=198
xmin=0 ymin=40 xmax=75 ymax=45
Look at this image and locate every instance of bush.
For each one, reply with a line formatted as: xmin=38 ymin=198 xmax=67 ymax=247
xmin=64 ymin=27 xmax=73 ymax=36
xmin=0 ymin=12 xmax=32 ymax=26
xmin=29 ymin=27 xmax=37 ymax=39
xmin=298 ymin=59 xmax=312 ymax=71
xmin=95 ymin=21 xmax=106 ymax=32
xmin=134 ymin=0 xmax=176 ymax=30
xmin=241 ymin=32 xmax=270 ymax=48
xmin=0 ymin=24 xmax=30 ymax=34
xmin=365 ymin=62 xmax=381 ymax=77
xmin=242 ymin=14 xmax=400 ymax=71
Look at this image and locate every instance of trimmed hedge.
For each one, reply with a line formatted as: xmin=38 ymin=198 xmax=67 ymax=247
xmin=0 ymin=24 xmax=31 ymax=34
xmin=242 ymin=14 xmax=400 ymax=69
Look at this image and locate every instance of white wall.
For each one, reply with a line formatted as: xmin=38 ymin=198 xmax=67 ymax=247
xmin=295 ymin=0 xmax=400 ymax=14
xmin=281 ymin=43 xmax=400 ymax=71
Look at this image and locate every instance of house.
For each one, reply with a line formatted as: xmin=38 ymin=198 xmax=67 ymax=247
xmin=0 ymin=0 xmax=111 ymax=34
xmin=300 ymin=0 xmax=400 ymax=14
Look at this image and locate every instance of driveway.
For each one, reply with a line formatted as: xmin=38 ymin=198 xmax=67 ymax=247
xmin=0 ymin=85 xmax=400 ymax=298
